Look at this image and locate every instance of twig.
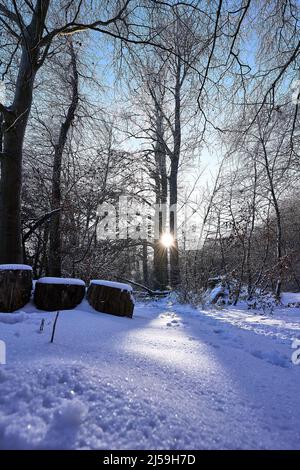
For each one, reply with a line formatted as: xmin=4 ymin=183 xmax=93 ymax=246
xmin=39 ymin=318 xmax=45 ymax=332
xmin=50 ymin=311 xmax=60 ymax=343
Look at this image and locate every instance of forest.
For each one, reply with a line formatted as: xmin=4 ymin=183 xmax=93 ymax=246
xmin=0 ymin=0 xmax=299 ymax=305
xmin=1 ymin=0 xmax=300 ymax=453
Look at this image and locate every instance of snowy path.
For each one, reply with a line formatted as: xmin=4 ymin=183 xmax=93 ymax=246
xmin=0 ymin=298 xmax=300 ymax=449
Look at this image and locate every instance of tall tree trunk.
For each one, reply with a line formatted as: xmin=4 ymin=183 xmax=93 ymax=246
xmin=142 ymin=240 xmax=149 ymax=285
xmin=0 ymin=134 xmax=24 ymax=263
xmin=153 ymin=104 xmax=168 ymax=289
xmin=153 ymin=199 xmax=168 ymax=289
xmin=0 ymin=58 xmax=37 ymax=263
xmin=169 ymin=168 xmax=180 ymax=286
xmin=169 ymin=55 xmax=181 ymax=287
xmin=0 ymin=0 xmax=50 ymax=263
xmin=48 ymin=41 xmax=79 ymax=277
xmin=261 ymin=138 xmax=283 ymax=299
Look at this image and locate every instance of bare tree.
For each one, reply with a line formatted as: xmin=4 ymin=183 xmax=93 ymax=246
xmin=48 ymin=40 xmax=79 ymax=276
xmin=0 ymin=0 xmax=180 ymax=263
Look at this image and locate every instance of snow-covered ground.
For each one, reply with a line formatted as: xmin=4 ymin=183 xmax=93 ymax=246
xmin=0 ymin=294 xmax=300 ymax=449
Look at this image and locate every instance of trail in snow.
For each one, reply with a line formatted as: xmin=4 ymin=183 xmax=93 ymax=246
xmin=0 ymin=298 xmax=300 ymax=449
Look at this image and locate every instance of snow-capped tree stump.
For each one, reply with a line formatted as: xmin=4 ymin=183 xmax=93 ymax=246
xmin=34 ymin=277 xmax=85 ymax=311
xmin=87 ymin=280 xmax=134 ymax=318
xmin=0 ymin=265 xmax=33 ymax=313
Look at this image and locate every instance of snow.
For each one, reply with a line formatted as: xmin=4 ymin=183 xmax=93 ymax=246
xmin=0 ymin=312 xmax=27 ymax=324
xmin=36 ymin=277 xmax=85 ymax=286
xmin=0 ymin=264 xmax=32 ymax=271
xmin=90 ymin=280 xmax=133 ymax=292
xmin=281 ymin=292 xmax=300 ymax=305
xmin=0 ymin=295 xmax=300 ymax=449
xmin=207 ymin=285 xmax=224 ymax=303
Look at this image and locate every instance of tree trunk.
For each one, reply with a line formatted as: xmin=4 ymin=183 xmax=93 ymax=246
xmin=142 ymin=240 xmax=149 ymax=285
xmin=87 ymin=282 xmax=134 ymax=318
xmin=0 ymin=71 xmax=36 ymax=263
xmin=169 ymin=169 xmax=180 ymax=287
xmin=0 ymin=267 xmax=32 ymax=312
xmin=0 ymin=137 xmax=23 ymax=263
xmin=153 ymin=221 xmax=168 ymax=288
xmin=168 ymin=55 xmax=182 ymax=288
xmin=48 ymin=41 xmax=79 ymax=277
xmin=48 ymin=148 xmax=63 ymax=277
xmin=34 ymin=278 xmax=85 ymax=311
xmin=261 ymin=138 xmax=283 ymax=299
xmin=0 ymin=0 xmax=50 ymax=263
xmin=153 ymin=106 xmax=168 ymax=289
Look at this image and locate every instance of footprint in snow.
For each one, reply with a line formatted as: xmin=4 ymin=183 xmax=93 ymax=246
xmin=251 ymin=349 xmax=289 ymax=368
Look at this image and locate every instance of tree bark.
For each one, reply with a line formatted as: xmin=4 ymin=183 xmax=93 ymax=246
xmin=34 ymin=279 xmax=85 ymax=311
xmin=169 ymin=169 xmax=180 ymax=286
xmin=0 ymin=0 xmax=50 ymax=263
xmin=87 ymin=282 xmax=134 ymax=318
xmin=261 ymin=137 xmax=283 ymax=299
xmin=0 ymin=267 xmax=32 ymax=312
xmin=0 ymin=134 xmax=23 ymax=263
xmin=48 ymin=41 xmax=79 ymax=277
xmin=153 ymin=104 xmax=168 ymax=289
xmin=142 ymin=240 xmax=149 ymax=285
xmin=169 ymin=55 xmax=182 ymax=287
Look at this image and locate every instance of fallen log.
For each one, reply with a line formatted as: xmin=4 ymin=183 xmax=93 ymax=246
xmin=87 ymin=280 xmax=134 ymax=318
xmin=116 ymin=277 xmax=170 ymax=297
xmin=34 ymin=277 xmax=85 ymax=311
xmin=0 ymin=264 xmax=33 ymax=313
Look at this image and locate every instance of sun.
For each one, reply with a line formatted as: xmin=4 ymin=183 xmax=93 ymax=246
xmin=160 ymin=232 xmax=174 ymax=248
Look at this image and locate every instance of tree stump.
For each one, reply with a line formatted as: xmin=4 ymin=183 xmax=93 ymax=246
xmin=34 ymin=277 xmax=85 ymax=311
xmin=0 ymin=265 xmax=33 ymax=313
xmin=87 ymin=280 xmax=134 ymax=318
